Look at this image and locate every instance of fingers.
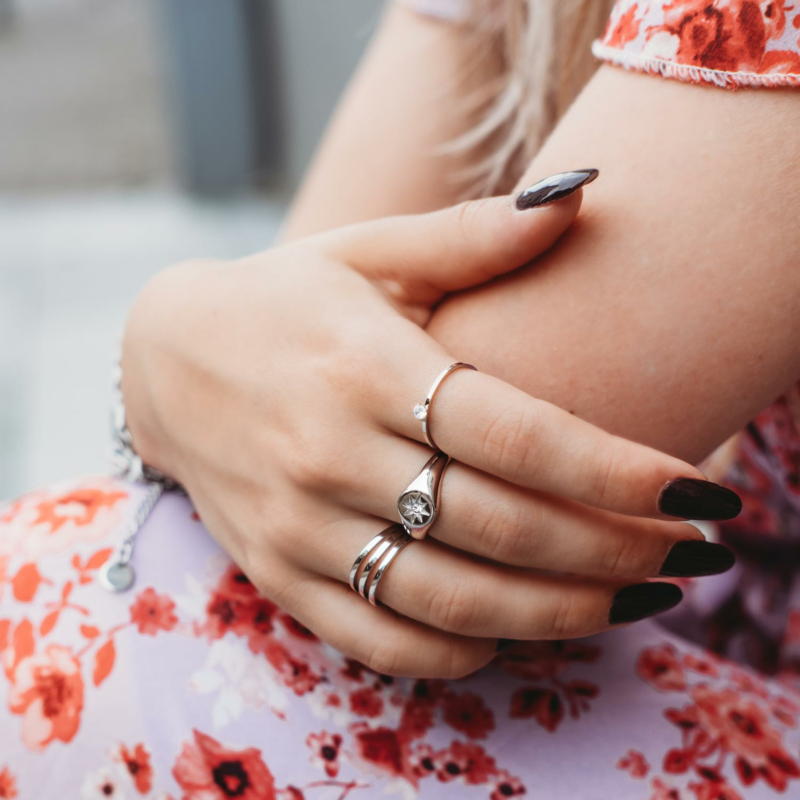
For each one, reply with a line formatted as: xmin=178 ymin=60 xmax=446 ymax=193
xmin=370 ymin=345 xmax=740 ymax=521
xmin=263 ymin=561 xmax=496 ymax=679
xmin=295 ymin=517 xmax=683 ymax=640
xmin=324 ymin=434 xmax=726 ymax=579
xmin=314 ymin=185 xmax=584 ymax=306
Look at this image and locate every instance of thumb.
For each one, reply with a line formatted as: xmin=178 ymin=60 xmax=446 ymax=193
xmin=321 ymin=169 xmax=598 ymax=304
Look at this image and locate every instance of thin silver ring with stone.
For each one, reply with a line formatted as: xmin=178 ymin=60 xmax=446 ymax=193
xmin=413 ymin=362 xmax=477 ymax=450
xmin=397 ymin=450 xmax=451 ymax=540
xmin=349 ymin=525 xmax=412 ymax=605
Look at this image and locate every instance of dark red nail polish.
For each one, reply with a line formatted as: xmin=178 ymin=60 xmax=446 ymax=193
xmin=609 ymin=583 xmax=683 ymax=625
xmin=658 ymin=478 xmax=742 ymax=521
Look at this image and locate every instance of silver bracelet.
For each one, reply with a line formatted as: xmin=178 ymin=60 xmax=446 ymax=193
xmin=100 ymin=353 xmax=179 ymax=593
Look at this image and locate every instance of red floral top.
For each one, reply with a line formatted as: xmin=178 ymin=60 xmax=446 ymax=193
xmin=594 ymin=0 xmax=800 ymax=87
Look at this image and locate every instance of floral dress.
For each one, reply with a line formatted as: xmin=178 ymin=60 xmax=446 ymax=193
xmin=3 ymin=3 xmax=800 ymax=800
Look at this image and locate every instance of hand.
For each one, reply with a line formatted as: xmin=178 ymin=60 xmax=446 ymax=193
xmin=122 ymin=179 xmax=739 ymax=678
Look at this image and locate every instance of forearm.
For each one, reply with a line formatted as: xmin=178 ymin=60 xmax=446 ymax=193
xmin=428 ymin=66 xmax=800 ymax=463
xmin=280 ymin=3 xmax=503 ymax=241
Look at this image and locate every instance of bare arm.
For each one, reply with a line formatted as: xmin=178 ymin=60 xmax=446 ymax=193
xmin=280 ymin=3 xmax=503 ymax=240
xmin=428 ymin=66 xmax=800 ymax=463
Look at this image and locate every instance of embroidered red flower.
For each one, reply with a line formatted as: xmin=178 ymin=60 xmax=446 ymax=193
xmin=8 ymin=644 xmax=83 ymax=751
xmin=441 ymin=691 xmax=495 ymax=739
xmin=112 ymin=742 xmax=154 ymax=794
xmin=349 ymin=686 xmax=384 ymax=718
xmin=130 ymin=588 xmax=178 ymax=636
xmin=306 ymin=730 xmax=342 ymax=777
xmin=0 ymin=768 xmax=17 ymax=800
xmin=172 ymin=729 xmax=276 ymax=800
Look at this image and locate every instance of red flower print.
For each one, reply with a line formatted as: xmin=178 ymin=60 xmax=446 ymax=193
xmin=497 ymin=640 xmax=600 ymax=681
xmin=683 ymin=653 xmax=719 ymax=678
xmin=0 ymin=768 xmax=17 ymax=800
xmin=278 ymin=613 xmax=318 ymax=641
xmin=130 ymin=588 xmax=178 ymax=636
xmin=650 ymin=778 xmax=684 ymax=800
xmin=277 ymin=789 xmax=305 ymax=800
xmin=306 ymin=730 xmax=343 ymax=778
xmin=618 ymin=749 xmax=650 ymax=778
xmin=688 ymin=779 xmax=743 ymax=800
xmin=8 ymin=644 xmax=83 ymax=751
xmin=34 ymin=487 xmax=127 ymax=534
xmin=509 ymin=687 xmax=563 ymax=732
xmin=81 ymin=767 xmax=126 ymax=800
xmin=605 ymin=3 xmax=642 ymax=48
xmin=172 ymin=729 xmax=276 ymax=800
xmin=349 ymin=686 xmax=384 ymax=718
xmin=441 ymin=691 xmax=495 ymax=739
xmin=409 ymin=743 xmax=438 ymax=780
xmin=637 ymin=644 xmax=687 ymax=691
xmin=349 ymin=723 xmax=406 ymax=779
xmin=112 ymin=742 xmax=154 ymax=794
xmin=264 ymin=640 xmax=321 ymax=696
xmin=690 ymin=684 xmax=800 ymax=790
xmin=490 ymin=770 xmax=526 ymax=799
xmin=446 ymin=742 xmax=498 ymax=785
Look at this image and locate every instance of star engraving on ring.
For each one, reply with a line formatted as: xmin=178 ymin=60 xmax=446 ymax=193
xmin=399 ymin=492 xmax=432 ymax=528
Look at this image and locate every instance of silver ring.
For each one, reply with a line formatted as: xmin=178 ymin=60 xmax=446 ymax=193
xmin=413 ymin=362 xmax=477 ymax=450
xmin=349 ymin=525 xmax=412 ymax=606
xmin=398 ymin=451 xmax=451 ymax=540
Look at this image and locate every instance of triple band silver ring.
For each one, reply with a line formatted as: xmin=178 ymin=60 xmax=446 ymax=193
xmin=349 ymin=525 xmax=412 ymax=606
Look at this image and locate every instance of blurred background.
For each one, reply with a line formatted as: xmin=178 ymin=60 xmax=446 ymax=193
xmin=0 ymin=0 xmax=384 ymax=499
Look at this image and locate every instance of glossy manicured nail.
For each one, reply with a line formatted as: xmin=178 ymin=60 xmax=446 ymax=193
xmin=659 ymin=539 xmax=736 ymax=577
xmin=515 ymin=169 xmax=599 ymax=210
xmin=658 ymin=478 xmax=742 ymax=521
xmin=608 ymin=583 xmax=683 ymax=625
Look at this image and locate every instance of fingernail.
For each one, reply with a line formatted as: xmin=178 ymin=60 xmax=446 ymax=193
xmin=496 ymin=639 xmax=517 ymax=652
xmin=515 ymin=169 xmax=599 ymax=210
xmin=659 ymin=539 xmax=736 ymax=577
xmin=658 ymin=478 xmax=742 ymax=521
xmin=609 ymin=583 xmax=683 ymax=625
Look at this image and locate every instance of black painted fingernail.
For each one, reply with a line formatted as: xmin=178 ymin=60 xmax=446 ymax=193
xmin=658 ymin=478 xmax=742 ymax=521
xmin=609 ymin=583 xmax=683 ymax=625
xmin=659 ymin=539 xmax=736 ymax=577
xmin=496 ymin=638 xmax=517 ymax=652
xmin=515 ymin=169 xmax=599 ymax=210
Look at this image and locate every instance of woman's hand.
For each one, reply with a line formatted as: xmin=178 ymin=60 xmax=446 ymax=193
xmin=122 ymin=179 xmax=739 ymax=678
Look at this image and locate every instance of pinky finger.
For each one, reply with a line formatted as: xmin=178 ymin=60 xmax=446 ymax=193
xmin=273 ymin=565 xmax=497 ymax=679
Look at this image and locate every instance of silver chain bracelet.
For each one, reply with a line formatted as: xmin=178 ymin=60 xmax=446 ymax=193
xmin=99 ymin=354 xmax=180 ymax=593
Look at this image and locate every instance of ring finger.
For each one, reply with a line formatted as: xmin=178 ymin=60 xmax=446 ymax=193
xmin=295 ymin=515 xmax=684 ymax=640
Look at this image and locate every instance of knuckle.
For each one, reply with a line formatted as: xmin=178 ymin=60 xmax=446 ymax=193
xmin=598 ymin=532 xmax=642 ymax=580
xmin=588 ymin=441 xmax=627 ymax=508
xmin=454 ymin=197 xmax=492 ymax=243
xmin=481 ymin=403 xmax=543 ymax=481
xmin=428 ymin=579 xmax=481 ymax=633
xmin=545 ymin=591 xmax=581 ymax=640
xmin=473 ymin=495 xmax=530 ymax=565
xmin=284 ymin=436 xmax=347 ymax=494
xmin=363 ymin=640 xmax=406 ymax=677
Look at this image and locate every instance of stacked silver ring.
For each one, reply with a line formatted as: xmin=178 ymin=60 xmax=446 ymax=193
xmin=349 ymin=525 xmax=412 ymax=606
xmin=349 ymin=362 xmax=478 ymax=606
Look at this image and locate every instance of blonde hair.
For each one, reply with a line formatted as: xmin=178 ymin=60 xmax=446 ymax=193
xmin=452 ymin=0 xmax=616 ymax=196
